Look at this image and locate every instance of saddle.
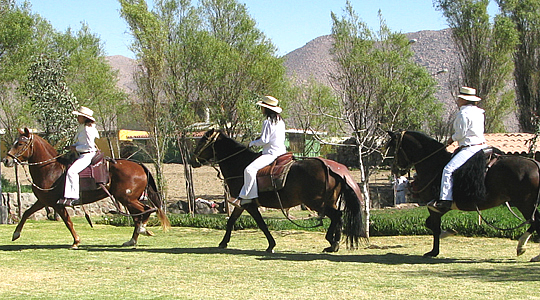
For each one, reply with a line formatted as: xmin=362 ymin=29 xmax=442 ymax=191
xmin=78 ymin=151 xmax=109 ymax=191
xmin=256 ymin=152 xmax=295 ymax=192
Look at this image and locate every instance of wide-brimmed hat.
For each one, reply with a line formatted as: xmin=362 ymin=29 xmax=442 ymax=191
xmin=256 ymin=95 xmax=282 ymax=114
xmin=72 ymin=106 xmax=95 ymax=122
xmin=457 ymin=86 xmax=481 ymax=102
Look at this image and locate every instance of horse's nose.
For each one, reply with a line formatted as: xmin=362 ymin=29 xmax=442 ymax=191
xmin=189 ymin=157 xmax=202 ymax=168
xmin=2 ymin=156 xmax=14 ymax=167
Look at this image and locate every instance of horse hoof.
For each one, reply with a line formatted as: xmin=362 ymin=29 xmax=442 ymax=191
xmin=122 ymin=240 xmax=137 ymax=247
xmin=323 ymin=247 xmax=338 ymax=253
xmin=144 ymin=230 xmax=154 ymax=237
xmin=423 ymin=251 xmax=439 ymax=257
xmin=218 ymin=243 xmax=227 ymax=249
xmin=71 ymin=244 xmax=79 ymax=250
xmin=517 ymin=248 xmax=526 ymax=256
xmin=530 ymin=255 xmax=540 ymax=262
xmin=265 ymin=248 xmax=274 ymax=253
xmin=12 ymin=232 xmax=20 ymax=241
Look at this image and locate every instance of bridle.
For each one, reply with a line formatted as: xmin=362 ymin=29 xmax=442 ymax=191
xmin=192 ymin=131 xmax=248 ymax=167
xmin=7 ymin=133 xmax=67 ymax=191
xmin=7 ymin=133 xmax=35 ymax=163
xmin=7 ymin=133 xmax=67 ymax=166
xmin=392 ymin=131 xmax=446 ymax=194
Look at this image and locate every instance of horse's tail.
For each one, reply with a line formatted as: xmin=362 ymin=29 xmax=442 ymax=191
xmin=141 ymin=164 xmax=171 ymax=232
xmin=341 ymin=179 xmax=368 ymax=249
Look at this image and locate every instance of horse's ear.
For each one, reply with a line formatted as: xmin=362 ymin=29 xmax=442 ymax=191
xmin=387 ymin=131 xmax=395 ymax=138
xmin=23 ymin=128 xmax=31 ymax=137
xmin=18 ymin=128 xmax=24 ymax=135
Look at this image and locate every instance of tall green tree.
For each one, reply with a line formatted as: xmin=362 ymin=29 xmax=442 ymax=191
xmin=331 ymin=2 xmax=442 ymax=234
xmin=56 ymin=24 xmax=128 ymax=156
xmin=199 ymin=0 xmax=286 ymax=139
xmin=120 ymin=0 xmax=172 ymax=202
xmin=0 ymin=1 xmax=36 ymax=144
xmin=435 ymin=0 xmax=518 ymax=133
xmin=24 ymin=54 xmax=79 ymax=147
xmin=497 ymin=0 xmax=540 ymax=132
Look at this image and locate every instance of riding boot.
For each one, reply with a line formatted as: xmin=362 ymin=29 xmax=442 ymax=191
xmin=427 ymin=199 xmax=452 ymax=214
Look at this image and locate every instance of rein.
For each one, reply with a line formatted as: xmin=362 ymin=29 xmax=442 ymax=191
xmin=8 ymin=133 xmax=68 ymax=191
xmin=393 ymin=131 xmax=446 ymax=194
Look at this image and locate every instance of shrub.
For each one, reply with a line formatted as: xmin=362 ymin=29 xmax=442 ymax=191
xmin=98 ymin=205 xmax=531 ymax=239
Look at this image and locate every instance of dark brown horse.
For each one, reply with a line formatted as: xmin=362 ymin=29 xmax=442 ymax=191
xmin=190 ymin=129 xmax=367 ymax=253
xmin=387 ymin=130 xmax=540 ymax=261
xmin=2 ymin=128 xmax=170 ymax=248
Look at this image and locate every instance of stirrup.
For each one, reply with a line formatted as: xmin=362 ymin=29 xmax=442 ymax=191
xmin=57 ymin=198 xmax=81 ymax=207
xmin=227 ymin=198 xmax=243 ymax=208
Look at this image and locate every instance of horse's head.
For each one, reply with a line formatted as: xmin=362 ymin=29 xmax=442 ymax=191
xmin=2 ymin=128 xmax=34 ymax=167
xmin=190 ymin=129 xmax=221 ymax=168
xmin=386 ymin=130 xmax=410 ymax=176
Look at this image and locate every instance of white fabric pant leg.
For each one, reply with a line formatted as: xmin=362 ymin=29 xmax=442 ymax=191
xmin=64 ymin=152 xmax=95 ymax=199
xmin=239 ymin=154 xmax=277 ymax=200
xmin=439 ymin=145 xmax=486 ymax=201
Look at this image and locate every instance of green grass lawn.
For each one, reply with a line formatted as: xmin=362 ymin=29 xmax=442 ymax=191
xmin=0 ymin=218 xmax=538 ymax=299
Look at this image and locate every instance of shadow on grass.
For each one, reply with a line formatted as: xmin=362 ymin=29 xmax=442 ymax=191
xmin=0 ymin=243 xmax=513 ymax=265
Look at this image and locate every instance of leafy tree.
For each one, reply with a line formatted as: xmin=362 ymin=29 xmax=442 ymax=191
xmin=285 ymin=79 xmax=341 ymax=156
xmin=497 ymin=0 xmax=540 ymax=132
xmin=0 ymin=1 xmax=36 ymax=144
xmin=24 ymin=54 xmax=79 ymax=147
xmin=435 ymin=0 xmax=518 ymax=133
xmin=331 ymin=2 xmax=442 ymax=234
xmin=56 ymin=24 xmax=129 ymax=156
xmin=199 ymin=0 xmax=286 ymax=139
xmin=120 ymin=0 xmax=172 ymax=202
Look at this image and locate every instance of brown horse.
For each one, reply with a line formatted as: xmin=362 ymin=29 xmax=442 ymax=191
xmin=2 ymin=128 xmax=170 ymax=248
xmin=190 ymin=129 xmax=367 ymax=253
xmin=387 ymin=130 xmax=540 ymax=261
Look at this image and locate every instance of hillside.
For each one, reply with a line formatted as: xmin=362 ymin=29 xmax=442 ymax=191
xmin=107 ymin=29 xmax=519 ymax=131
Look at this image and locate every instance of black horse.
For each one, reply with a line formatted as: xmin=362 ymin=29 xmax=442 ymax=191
xmin=190 ymin=129 xmax=367 ymax=253
xmin=387 ymin=130 xmax=540 ymax=261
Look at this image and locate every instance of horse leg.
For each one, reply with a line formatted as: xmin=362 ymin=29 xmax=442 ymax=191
xmin=516 ymin=228 xmax=533 ymax=256
xmin=12 ymin=201 xmax=46 ymax=242
xmin=526 ymin=211 xmax=540 ymax=262
xmin=218 ymin=206 xmax=245 ymax=249
xmin=244 ymin=203 xmax=276 ymax=253
xmin=54 ymin=205 xmax=81 ymax=249
xmin=323 ymin=207 xmax=342 ymax=253
xmin=424 ymin=210 xmax=445 ymax=257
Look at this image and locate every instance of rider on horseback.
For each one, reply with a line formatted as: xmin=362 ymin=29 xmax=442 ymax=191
xmin=427 ymin=87 xmax=487 ymax=213
xmin=57 ymin=106 xmax=100 ymax=207
xmin=228 ymin=96 xmax=286 ymax=208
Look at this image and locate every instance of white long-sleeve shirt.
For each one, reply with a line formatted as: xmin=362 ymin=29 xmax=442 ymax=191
xmin=73 ymin=123 xmax=100 ymax=153
xmin=248 ymin=118 xmax=286 ymax=156
xmin=452 ymin=105 xmax=486 ymax=147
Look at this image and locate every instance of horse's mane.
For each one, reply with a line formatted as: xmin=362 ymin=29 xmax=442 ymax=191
xmin=32 ymin=133 xmax=60 ymax=156
xmin=406 ymin=131 xmax=447 ymax=153
xmin=217 ymin=130 xmax=255 ymax=154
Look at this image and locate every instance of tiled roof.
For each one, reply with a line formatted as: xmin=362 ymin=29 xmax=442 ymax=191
xmin=447 ymin=133 xmax=538 ymax=154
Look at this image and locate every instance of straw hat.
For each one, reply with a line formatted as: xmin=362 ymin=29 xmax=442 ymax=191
xmin=457 ymin=87 xmax=481 ymax=102
xmin=256 ymin=96 xmax=282 ymax=114
xmin=72 ymin=106 xmax=95 ymax=122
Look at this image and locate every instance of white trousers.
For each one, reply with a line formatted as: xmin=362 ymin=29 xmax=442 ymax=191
xmin=439 ymin=145 xmax=486 ymax=201
xmin=64 ymin=152 xmax=95 ymax=199
xmin=239 ymin=154 xmax=278 ymax=200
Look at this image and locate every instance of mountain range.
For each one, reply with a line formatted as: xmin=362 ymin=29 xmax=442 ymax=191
xmin=106 ymin=29 xmax=519 ymax=131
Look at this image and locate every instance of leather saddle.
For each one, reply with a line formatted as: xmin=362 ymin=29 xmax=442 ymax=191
xmin=78 ymin=151 xmax=109 ymax=191
xmin=257 ymin=152 xmax=295 ymax=192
